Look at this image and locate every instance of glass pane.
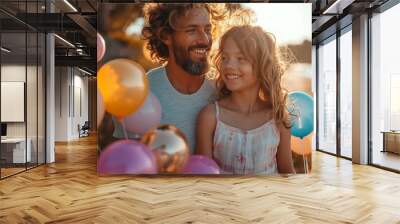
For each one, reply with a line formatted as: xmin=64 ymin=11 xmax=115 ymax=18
xmin=340 ymin=29 xmax=352 ymax=158
xmin=1 ymin=30 xmax=27 ymax=177
xmin=371 ymin=3 xmax=400 ymax=171
xmin=27 ymin=31 xmax=38 ymax=169
xmin=317 ymin=37 xmax=337 ymax=154
xmin=38 ymin=33 xmax=45 ymax=165
xmin=312 ymin=45 xmax=317 ymax=151
xmin=27 ymin=0 xmax=39 ymax=169
xmin=1 ymin=1 xmax=29 ymax=178
xmin=0 ymin=1 xmax=46 ymax=178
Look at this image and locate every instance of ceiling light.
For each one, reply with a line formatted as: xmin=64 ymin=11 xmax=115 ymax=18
xmin=54 ymin=34 xmax=75 ymax=48
xmin=78 ymin=67 xmax=93 ymax=76
xmin=323 ymin=0 xmax=355 ymax=15
xmin=63 ymin=0 xmax=78 ymax=12
xmin=1 ymin=47 xmax=11 ymax=53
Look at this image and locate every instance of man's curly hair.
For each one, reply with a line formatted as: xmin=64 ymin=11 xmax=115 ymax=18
xmin=142 ymin=3 xmax=226 ymax=64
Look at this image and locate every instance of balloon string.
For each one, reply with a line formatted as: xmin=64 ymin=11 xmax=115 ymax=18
xmin=120 ymin=118 xmax=129 ymax=140
xmin=302 ymin=147 xmax=309 ymax=174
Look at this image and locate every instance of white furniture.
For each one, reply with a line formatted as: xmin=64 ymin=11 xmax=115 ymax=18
xmin=1 ymin=138 xmax=31 ymax=163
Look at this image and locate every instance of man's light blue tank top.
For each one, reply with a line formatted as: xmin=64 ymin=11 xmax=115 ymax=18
xmin=113 ymin=66 xmax=215 ymax=153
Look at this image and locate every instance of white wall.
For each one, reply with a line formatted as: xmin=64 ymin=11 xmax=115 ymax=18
xmin=55 ymin=66 xmax=69 ymax=141
xmin=54 ymin=67 xmax=89 ymax=141
xmin=1 ymin=65 xmax=26 ymax=142
xmin=1 ymin=65 xmax=37 ymax=138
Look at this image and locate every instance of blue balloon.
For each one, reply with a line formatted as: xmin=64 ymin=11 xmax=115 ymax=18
xmin=287 ymin=91 xmax=314 ymax=139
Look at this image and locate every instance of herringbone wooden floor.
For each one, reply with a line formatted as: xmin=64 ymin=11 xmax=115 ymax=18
xmin=1 ymin=135 xmax=400 ymax=224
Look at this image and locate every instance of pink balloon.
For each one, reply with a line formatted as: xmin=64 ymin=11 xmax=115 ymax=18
xmin=97 ymin=91 xmax=105 ymax=127
xmin=98 ymin=140 xmax=157 ymax=174
xmin=124 ymin=92 xmax=162 ymax=135
xmin=97 ymin=33 xmax=106 ymax=62
xmin=182 ymin=155 xmax=220 ymax=174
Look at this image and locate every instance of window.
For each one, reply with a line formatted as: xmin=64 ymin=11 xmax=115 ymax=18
xmin=371 ymin=2 xmax=400 ymax=171
xmin=317 ymin=36 xmax=337 ymax=154
xmin=0 ymin=1 xmax=47 ymax=179
xmin=339 ymin=28 xmax=352 ymax=158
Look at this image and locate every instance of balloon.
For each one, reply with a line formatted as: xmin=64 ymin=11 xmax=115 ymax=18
xmin=182 ymin=155 xmax=220 ymax=174
xmin=97 ymin=33 xmax=106 ymax=62
xmin=291 ymin=134 xmax=312 ymax=155
xmin=97 ymin=91 xmax=105 ymax=127
xmin=98 ymin=140 xmax=157 ymax=174
xmin=287 ymin=91 xmax=314 ymax=139
xmin=124 ymin=92 xmax=162 ymax=135
xmin=141 ymin=125 xmax=189 ymax=173
xmin=97 ymin=59 xmax=149 ymax=118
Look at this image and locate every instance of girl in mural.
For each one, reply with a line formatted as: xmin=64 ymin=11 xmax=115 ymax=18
xmin=196 ymin=25 xmax=295 ymax=174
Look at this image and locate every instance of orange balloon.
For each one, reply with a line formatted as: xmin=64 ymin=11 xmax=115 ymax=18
xmin=98 ymin=59 xmax=148 ymax=117
xmin=291 ymin=134 xmax=312 ymax=155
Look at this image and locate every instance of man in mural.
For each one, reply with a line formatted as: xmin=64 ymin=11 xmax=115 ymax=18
xmin=113 ymin=3 xmax=225 ymax=153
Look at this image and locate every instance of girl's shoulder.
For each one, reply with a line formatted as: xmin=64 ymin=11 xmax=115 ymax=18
xmin=214 ymin=98 xmax=230 ymax=110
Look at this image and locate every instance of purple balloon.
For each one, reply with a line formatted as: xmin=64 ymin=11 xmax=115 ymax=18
xmin=124 ymin=92 xmax=162 ymax=135
xmin=98 ymin=140 xmax=157 ymax=174
xmin=182 ymin=155 xmax=220 ymax=174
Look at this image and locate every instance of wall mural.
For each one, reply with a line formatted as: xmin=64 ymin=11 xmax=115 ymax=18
xmin=97 ymin=3 xmax=313 ymax=175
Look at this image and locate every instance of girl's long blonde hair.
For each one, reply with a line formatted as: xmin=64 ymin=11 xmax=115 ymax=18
xmin=214 ymin=25 xmax=293 ymax=128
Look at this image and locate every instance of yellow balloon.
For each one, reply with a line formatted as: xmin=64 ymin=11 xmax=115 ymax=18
xmin=98 ymin=59 xmax=148 ymax=117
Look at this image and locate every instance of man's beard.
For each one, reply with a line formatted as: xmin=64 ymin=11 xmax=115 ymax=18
xmin=172 ymin=41 xmax=211 ymax=76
